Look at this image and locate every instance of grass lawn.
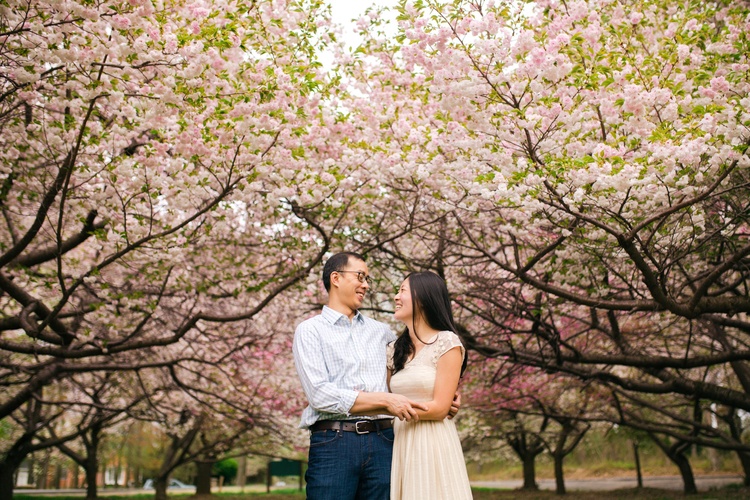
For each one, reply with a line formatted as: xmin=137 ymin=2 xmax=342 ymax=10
xmin=471 ymin=485 xmax=750 ymax=499
xmin=14 ymin=485 xmax=750 ymax=500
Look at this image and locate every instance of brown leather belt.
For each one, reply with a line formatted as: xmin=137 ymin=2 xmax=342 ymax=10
xmin=310 ymin=419 xmax=394 ymax=434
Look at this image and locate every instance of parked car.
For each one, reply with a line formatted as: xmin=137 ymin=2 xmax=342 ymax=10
xmin=143 ymin=478 xmax=194 ymax=489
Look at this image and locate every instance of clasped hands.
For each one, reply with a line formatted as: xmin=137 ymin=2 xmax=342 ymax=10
xmin=385 ymin=392 xmax=462 ymax=421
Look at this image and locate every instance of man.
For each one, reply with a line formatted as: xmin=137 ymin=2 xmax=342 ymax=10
xmin=293 ymin=252 xmax=434 ymax=499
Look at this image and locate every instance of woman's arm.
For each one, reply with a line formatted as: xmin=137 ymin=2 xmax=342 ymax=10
xmin=413 ymin=346 xmax=463 ymax=420
xmin=349 ymin=390 xmax=427 ymax=420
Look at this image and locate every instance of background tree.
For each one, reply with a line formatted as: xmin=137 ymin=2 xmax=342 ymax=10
xmin=463 ymin=357 xmax=597 ymax=493
xmin=52 ymin=371 xmax=148 ymax=499
xmin=4 ymin=0 xmax=750 ymax=493
xmin=0 ymin=0 xmax=346 ymax=496
xmin=338 ymin=0 xmax=750 ymax=489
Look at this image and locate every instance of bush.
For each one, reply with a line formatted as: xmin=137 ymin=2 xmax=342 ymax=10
xmin=213 ymin=458 xmax=239 ymax=484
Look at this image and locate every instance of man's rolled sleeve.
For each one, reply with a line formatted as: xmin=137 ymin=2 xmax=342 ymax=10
xmin=293 ymin=322 xmax=358 ymax=416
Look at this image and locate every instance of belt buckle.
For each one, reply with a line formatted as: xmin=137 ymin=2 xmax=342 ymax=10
xmin=354 ymin=421 xmax=370 ymax=435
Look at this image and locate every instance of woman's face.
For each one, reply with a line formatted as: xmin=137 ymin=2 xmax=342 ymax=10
xmin=394 ymin=278 xmax=414 ymax=324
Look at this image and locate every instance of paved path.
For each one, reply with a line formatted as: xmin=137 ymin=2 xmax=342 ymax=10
xmin=472 ymin=474 xmax=744 ymax=492
xmin=14 ymin=475 xmax=745 ymax=496
xmin=14 ymin=484 xmax=279 ymax=497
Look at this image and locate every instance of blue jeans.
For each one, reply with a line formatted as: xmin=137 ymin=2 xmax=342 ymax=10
xmin=305 ymin=427 xmax=394 ymax=500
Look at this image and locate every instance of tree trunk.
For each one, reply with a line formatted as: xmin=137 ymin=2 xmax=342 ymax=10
xmin=673 ymin=452 xmax=697 ymax=495
xmin=153 ymin=476 xmax=169 ymax=500
xmin=84 ymin=434 xmax=100 ymax=500
xmin=506 ymin=419 xmax=545 ymax=491
xmin=151 ymin=412 xmax=204 ymax=500
xmin=0 ymin=462 xmax=19 ymax=500
xmin=237 ymin=456 xmax=246 ymax=490
xmin=737 ymin=452 xmax=750 ymax=487
xmin=648 ymin=432 xmax=697 ymax=495
xmin=521 ymin=453 xmax=538 ymax=490
xmin=721 ymin=407 xmax=750 ymax=486
xmin=0 ymin=449 xmax=28 ymax=500
xmin=195 ymin=459 xmax=214 ymax=495
xmin=0 ymin=433 xmax=35 ymax=500
xmin=549 ymin=418 xmax=588 ymax=496
xmin=57 ymin=420 xmax=103 ymax=500
xmin=28 ymin=455 xmax=36 ymax=486
xmin=73 ymin=464 xmax=80 ymax=489
xmin=39 ymin=449 xmax=50 ymax=489
xmin=633 ymin=441 xmax=643 ymax=488
xmin=553 ymin=452 xmax=565 ymax=495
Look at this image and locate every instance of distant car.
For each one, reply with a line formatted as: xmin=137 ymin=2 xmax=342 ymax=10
xmin=143 ymin=478 xmax=195 ymax=489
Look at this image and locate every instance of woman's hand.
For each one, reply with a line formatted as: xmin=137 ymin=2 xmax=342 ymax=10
xmin=448 ymin=392 xmax=461 ymax=419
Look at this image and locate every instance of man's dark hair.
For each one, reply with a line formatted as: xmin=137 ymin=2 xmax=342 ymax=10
xmin=322 ymin=252 xmax=366 ymax=292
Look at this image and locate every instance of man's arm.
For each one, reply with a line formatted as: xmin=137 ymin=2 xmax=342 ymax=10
xmin=293 ymin=325 xmax=358 ymax=415
xmin=350 ymin=391 xmax=428 ymax=421
xmin=293 ymin=323 xmax=426 ymax=420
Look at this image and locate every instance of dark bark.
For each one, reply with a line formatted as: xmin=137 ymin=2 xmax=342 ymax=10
xmin=153 ymin=476 xmax=169 ymax=500
xmin=673 ymin=452 xmax=698 ymax=495
xmin=737 ymin=452 xmax=750 ymax=487
xmin=0 ymin=461 xmax=20 ymax=500
xmin=195 ymin=459 xmax=214 ymax=495
xmin=57 ymin=413 xmax=110 ymax=500
xmin=83 ymin=428 xmax=101 ymax=500
xmin=521 ymin=453 xmax=539 ymax=491
xmin=649 ymin=433 xmax=697 ymax=495
xmin=719 ymin=407 xmax=750 ymax=486
xmin=39 ymin=449 xmax=50 ymax=489
xmin=548 ymin=418 xmax=589 ymax=495
xmin=553 ymin=453 xmax=565 ymax=495
xmin=633 ymin=441 xmax=643 ymax=488
xmin=0 ymin=431 xmax=34 ymax=500
xmin=151 ymin=414 xmax=204 ymax=500
xmin=506 ymin=422 xmax=546 ymax=491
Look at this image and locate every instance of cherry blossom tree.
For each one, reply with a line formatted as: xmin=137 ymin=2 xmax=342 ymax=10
xmin=460 ymin=354 xmax=598 ymax=493
xmin=0 ymin=373 xmax=139 ymax=498
xmin=342 ymin=0 xmax=750 ymax=445
xmin=4 ymin=0 xmax=750 ymax=494
xmin=0 ymin=0 xmax=364 ymax=496
xmin=52 ymin=372 xmax=150 ymax=500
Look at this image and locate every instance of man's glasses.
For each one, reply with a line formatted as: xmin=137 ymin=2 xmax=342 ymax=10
xmin=336 ymin=270 xmax=373 ymax=285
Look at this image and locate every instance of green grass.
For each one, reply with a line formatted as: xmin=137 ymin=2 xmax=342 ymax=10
xmin=467 ymin=457 xmax=742 ymax=482
xmin=471 ymin=486 xmax=750 ymax=499
xmin=13 ymin=491 xmax=306 ymax=500
xmin=14 ymin=487 xmax=750 ymax=500
xmin=15 ymin=496 xmax=164 ymax=500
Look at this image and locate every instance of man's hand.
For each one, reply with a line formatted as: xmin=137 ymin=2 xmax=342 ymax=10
xmin=448 ymin=392 xmax=461 ymax=419
xmin=384 ymin=393 xmax=428 ymax=421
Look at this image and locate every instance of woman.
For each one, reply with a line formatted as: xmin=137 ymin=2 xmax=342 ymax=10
xmin=387 ymin=271 xmax=473 ymax=499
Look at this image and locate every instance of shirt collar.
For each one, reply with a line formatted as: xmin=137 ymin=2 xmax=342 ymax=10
xmin=322 ymin=305 xmax=364 ymax=326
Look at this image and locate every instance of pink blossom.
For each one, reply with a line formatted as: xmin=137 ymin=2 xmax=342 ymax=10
xmin=699 ymin=86 xmax=717 ymax=99
xmin=710 ymin=76 xmax=730 ymax=93
xmin=111 ymin=15 xmax=131 ymax=30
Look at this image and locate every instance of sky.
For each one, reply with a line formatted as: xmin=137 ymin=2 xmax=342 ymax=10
xmin=326 ymin=0 xmax=399 ymax=47
xmin=327 ymin=0 xmax=398 ymax=25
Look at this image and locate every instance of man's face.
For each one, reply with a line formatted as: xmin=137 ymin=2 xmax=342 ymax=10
xmin=332 ymin=258 xmax=371 ymax=310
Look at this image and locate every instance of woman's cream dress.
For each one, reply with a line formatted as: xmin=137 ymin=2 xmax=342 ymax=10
xmin=387 ymin=330 xmax=473 ymax=500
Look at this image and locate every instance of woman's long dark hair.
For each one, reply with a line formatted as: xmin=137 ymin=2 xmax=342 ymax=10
xmin=391 ymin=272 xmax=467 ymax=376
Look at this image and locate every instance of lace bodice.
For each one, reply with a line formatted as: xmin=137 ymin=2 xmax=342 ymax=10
xmin=387 ymin=331 xmax=465 ymax=402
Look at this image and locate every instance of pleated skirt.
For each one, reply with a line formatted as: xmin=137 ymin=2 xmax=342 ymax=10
xmin=390 ymin=418 xmax=473 ymax=499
